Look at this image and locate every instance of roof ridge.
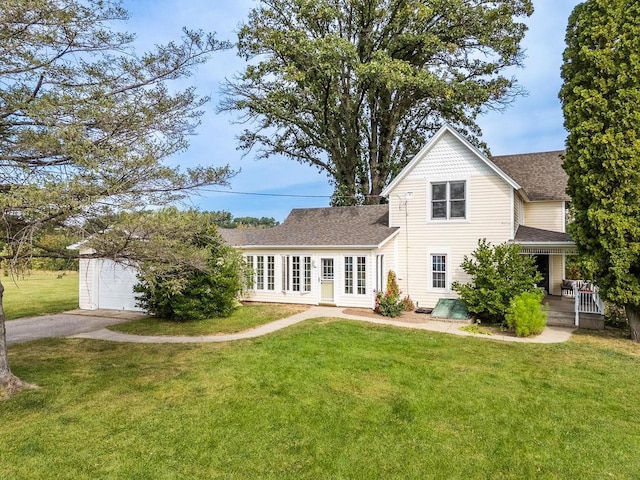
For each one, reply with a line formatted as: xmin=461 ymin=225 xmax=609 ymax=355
xmin=491 ymin=150 xmax=565 ymax=159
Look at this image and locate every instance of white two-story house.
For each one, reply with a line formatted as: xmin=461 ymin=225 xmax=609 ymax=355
xmin=222 ymin=125 xmax=574 ymax=309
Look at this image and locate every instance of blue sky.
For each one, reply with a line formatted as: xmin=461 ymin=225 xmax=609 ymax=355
xmin=122 ymin=0 xmax=581 ymax=222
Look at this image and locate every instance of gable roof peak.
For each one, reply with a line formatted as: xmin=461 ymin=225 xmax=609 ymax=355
xmin=381 ymin=124 xmax=519 ymax=197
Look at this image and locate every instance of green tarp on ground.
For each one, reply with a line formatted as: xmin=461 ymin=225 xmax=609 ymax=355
xmin=431 ymin=298 xmax=470 ymax=320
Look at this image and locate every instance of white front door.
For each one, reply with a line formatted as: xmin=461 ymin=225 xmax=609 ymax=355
xmin=320 ymin=258 xmax=335 ymax=304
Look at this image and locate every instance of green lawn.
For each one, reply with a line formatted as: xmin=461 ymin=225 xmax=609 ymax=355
xmin=2 ymin=321 xmax=640 ymax=479
xmin=2 ymin=271 xmax=78 ymax=320
xmin=109 ymin=303 xmax=309 ymax=336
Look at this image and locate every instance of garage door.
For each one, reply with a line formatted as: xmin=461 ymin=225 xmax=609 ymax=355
xmin=97 ymin=259 xmax=144 ymax=311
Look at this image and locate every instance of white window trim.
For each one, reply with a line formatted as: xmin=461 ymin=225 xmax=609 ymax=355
xmin=426 ymin=177 xmax=471 ymax=224
xmin=244 ymin=255 xmax=255 ymax=291
xmin=343 ymin=254 xmax=368 ymax=296
xmin=375 ymin=254 xmax=385 ymax=292
xmin=249 ymin=254 xmax=276 ymax=291
xmin=427 ymin=249 xmax=451 ymax=293
xmin=281 ymin=254 xmax=312 ymax=294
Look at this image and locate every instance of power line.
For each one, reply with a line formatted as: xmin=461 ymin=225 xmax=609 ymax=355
xmin=202 ymin=188 xmax=383 ymax=200
xmin=202 ymin=188 xmax=331 ymax=198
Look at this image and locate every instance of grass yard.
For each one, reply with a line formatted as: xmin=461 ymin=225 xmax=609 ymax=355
xmin=2 ymin=320 xmax=640 ymax=479
xmin=2 ymin=271 xmax=78 ymax=320
xmin=109 ymin=303 xmax=309 ymax=335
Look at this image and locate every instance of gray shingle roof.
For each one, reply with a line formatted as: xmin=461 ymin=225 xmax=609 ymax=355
xmin=490 ymin=151 xmax=569 ymax=201
xmin=219 ymin=205 xmax=398 ymax=248
xmin=514 ymin=225 xmax=573 ymax=243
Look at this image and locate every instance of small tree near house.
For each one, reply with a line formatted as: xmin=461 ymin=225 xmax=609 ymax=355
xmin=375 ymin=270 xmax=413 ymax=318
xmin=452 ymin=239 xmax=543 ymax=324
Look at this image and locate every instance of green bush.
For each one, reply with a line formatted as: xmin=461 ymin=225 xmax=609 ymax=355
xmin=452 ymin=239 xmax=543 ymax=323
xmin=374 ymin=270 xmax=408 ymax=318
xmin=505 ymin=290 xmax=547 ymax=337
xmin=605 ymin=303 xmax=628 ymax=330
xmin=134 ymin=241 xmax=244 ymax=321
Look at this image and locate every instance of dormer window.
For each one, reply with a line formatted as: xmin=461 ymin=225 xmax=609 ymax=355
xmin=431 ymin=181 xmax=466 ymax=220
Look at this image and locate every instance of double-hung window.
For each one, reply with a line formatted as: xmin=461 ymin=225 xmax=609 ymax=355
xmin=431 ymin=254 xmax=447 ymax=290
xmin=344 ymin=257 xmax=353 ymax=294
xmin=256 ymin=256 xmax=265 ymax=290
xmin=431 ymin=181 xmax=466 ymax=220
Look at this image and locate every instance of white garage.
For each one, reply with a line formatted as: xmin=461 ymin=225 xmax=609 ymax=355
xmin=76 ymin=249 xmax=144 ymax=312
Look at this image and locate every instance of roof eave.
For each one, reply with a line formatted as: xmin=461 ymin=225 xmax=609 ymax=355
xmin=376 ymin=229 xmax=401 ymax=249
xmin=233 ymin=244 xmax=383 ymax=250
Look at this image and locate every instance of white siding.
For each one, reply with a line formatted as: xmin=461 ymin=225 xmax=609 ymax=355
xmin=387 ymin=132 xmax=514 ymax=309
xmin=78 ymin=256 xmax=97 ymax=310
xmin=407 ymin=131 xmax=494 ymax=179
xmin=523 ymin=202 xmax=565 ymax=231
xmin=514 ymin=193 xmax=524 ymax=230
xmin=241 ymin=248 xmax=379 ymax=308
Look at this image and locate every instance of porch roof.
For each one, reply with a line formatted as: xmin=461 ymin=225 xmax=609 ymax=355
xmin=512 ymin=225 xmax=576 ymax=255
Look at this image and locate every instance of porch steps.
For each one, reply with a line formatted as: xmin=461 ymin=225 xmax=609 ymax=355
xmin=543 ymin=295 xmax=605 ymax=329
xmin=544 ymin=295 xmax=577 ymax=327
xmin=546 ymin=310 xmax=575 ymax=327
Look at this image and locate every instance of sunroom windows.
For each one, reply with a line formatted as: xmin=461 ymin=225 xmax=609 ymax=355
xmin=245 ymin=255 xmax=275 ymax=291
xmin=282 ymin=255 xmax=311 ymax=292
xmin=344 ymin=255 xmax=366 ymax=295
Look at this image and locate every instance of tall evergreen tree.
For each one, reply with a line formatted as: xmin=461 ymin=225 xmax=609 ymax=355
xmin=0 ymin=0 xmax=232 ymax=396
xmin=559 ymin=0 xmax=640 ymax=341
xmin=222 ymin=0 xmax=533 ymax=204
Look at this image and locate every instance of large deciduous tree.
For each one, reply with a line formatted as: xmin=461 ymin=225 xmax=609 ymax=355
xmin=222 ymin=0 xmax=533 ymax=204
xmin=0 ymin=0 xmax=232 ymax=396
xmin=559 ymin=0 xmax=640 ymax=341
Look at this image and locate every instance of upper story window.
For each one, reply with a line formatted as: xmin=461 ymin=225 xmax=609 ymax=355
xmin=431 ymin=181 xmax=466 ymax=220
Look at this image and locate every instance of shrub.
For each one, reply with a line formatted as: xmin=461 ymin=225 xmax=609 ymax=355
xmin=375 ymin=290 xmax=404 ymax=317
xmin=135 ymin=241 xmax=244 ymax=321
xmin=452 ymin=239 xmax=543 ymax=323
xmin=605 ymin=303 xmax=628 ymax=329
xmin=505 ymin=290 xmax=547 ymax=337
xmin=374 ymin=270 xmax=408 ymax=318
xmin=129 ymin=209 xmax=247 ymax=321
xmin=400 ymin=295 xmax=415 ymax=312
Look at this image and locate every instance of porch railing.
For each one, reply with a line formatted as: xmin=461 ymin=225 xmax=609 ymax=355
xmin=573 ymin=283 xmax=605 ymax=326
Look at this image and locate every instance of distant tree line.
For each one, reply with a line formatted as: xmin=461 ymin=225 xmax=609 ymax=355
xmin=209 ymin=211 xmax=279 ymax=229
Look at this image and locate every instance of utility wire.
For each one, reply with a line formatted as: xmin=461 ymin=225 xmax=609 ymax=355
xmin=201 ymin=188 xmax=382 ymax=200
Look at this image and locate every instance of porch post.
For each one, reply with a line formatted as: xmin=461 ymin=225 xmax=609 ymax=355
xmin=574 ymin=284 xmax=579 ymax=327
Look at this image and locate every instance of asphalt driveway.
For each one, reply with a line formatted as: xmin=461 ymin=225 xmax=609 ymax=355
xmin=5 ymin=310 xmax=145 ymax=346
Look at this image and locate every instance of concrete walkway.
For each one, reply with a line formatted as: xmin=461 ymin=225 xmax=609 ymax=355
xmin=70 ymin=306 xmax=574 ymax=344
